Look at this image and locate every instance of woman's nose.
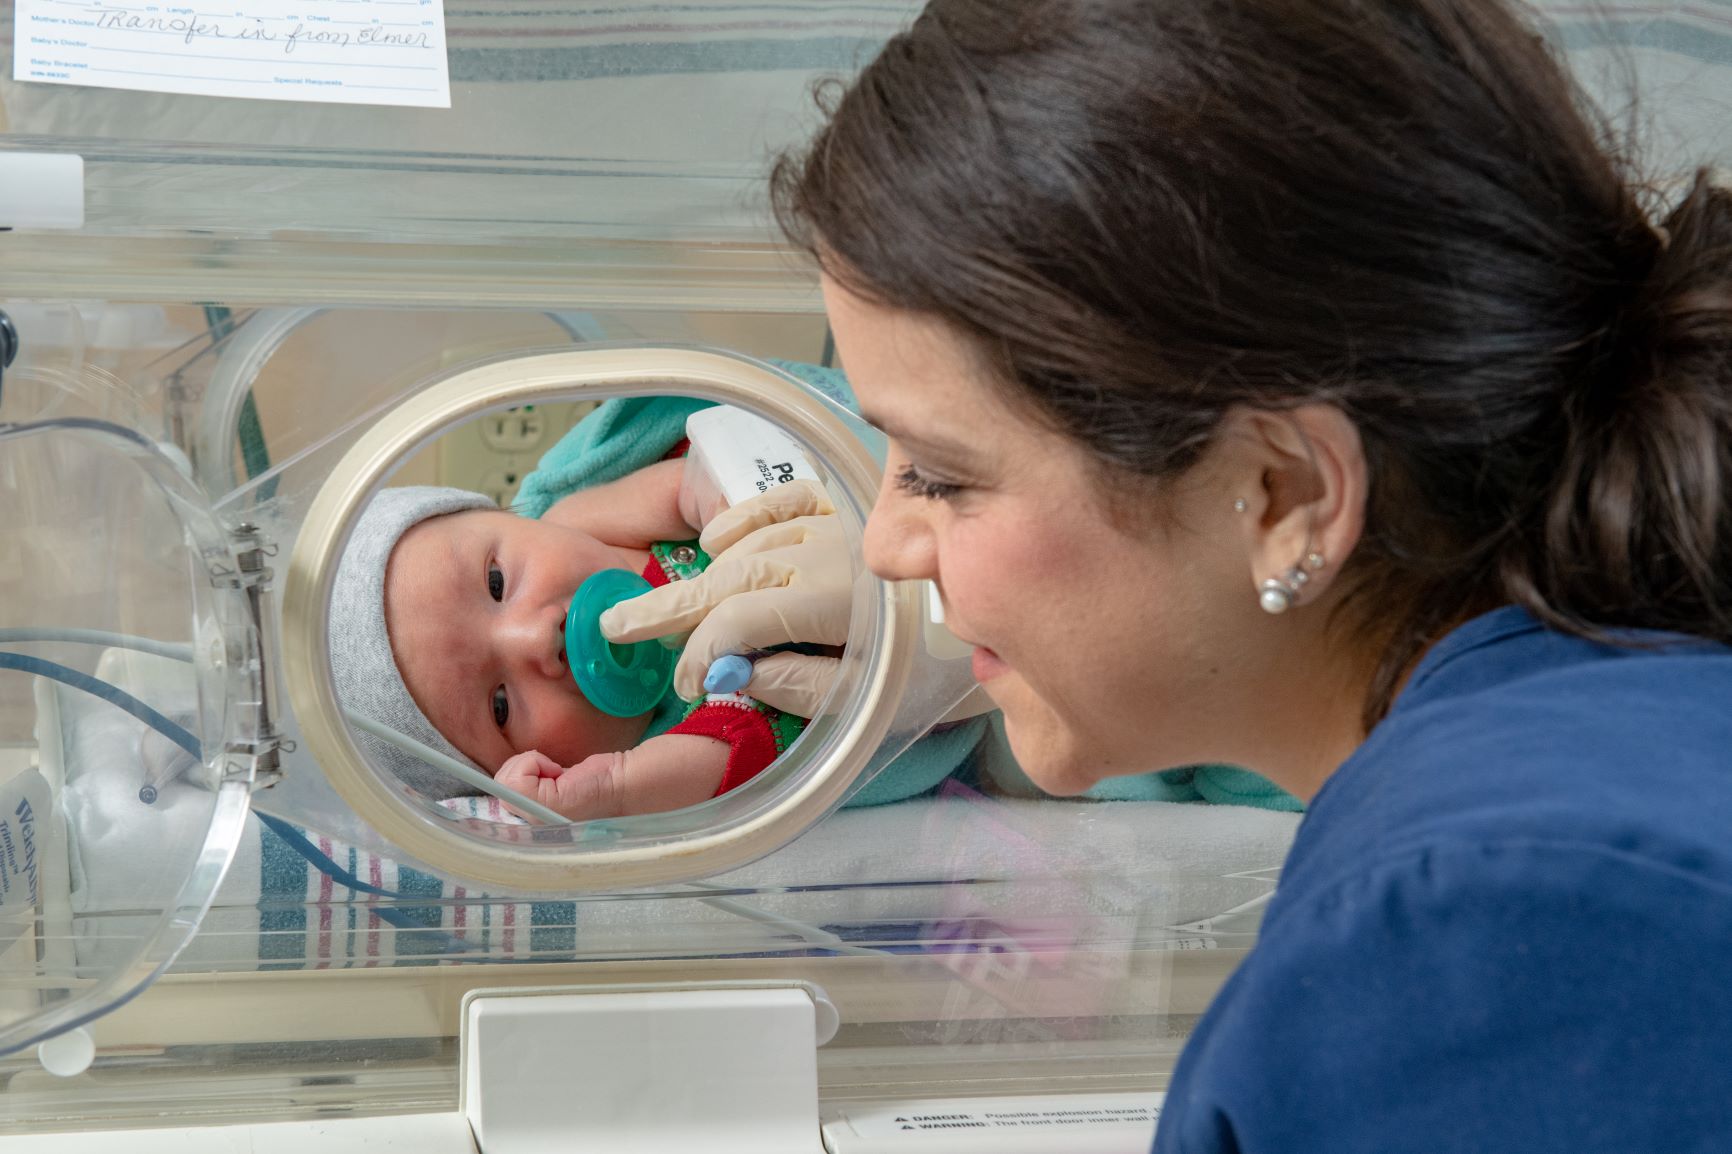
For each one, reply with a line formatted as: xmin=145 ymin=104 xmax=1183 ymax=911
xmin=863 ymin=495 xmax=937 ymax=583
xmin=497 ymin=601 xmax=568 ymax=681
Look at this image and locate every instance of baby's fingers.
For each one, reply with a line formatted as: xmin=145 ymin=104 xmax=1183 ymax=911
xmin=496 ymin=750 xmax=561 ymax=787
xmin=494 ymin=752 xmax=565 ymax=822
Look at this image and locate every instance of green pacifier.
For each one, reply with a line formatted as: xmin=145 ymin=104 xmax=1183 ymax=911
xmin=566 ymin=569 xmax=675 ymax=718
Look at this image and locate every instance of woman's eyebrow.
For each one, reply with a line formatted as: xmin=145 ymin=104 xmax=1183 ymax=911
xmin=858 ymin=408 xmax=976 ymax=458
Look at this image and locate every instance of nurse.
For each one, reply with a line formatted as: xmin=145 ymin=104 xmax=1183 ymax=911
xmin=607 ymin=0 xmax=1732 ymax=1148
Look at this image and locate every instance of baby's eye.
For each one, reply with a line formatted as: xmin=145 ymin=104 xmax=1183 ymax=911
xmin=895 ymin=463 xmax=963 ymax=501
xmin=487 ymin=562 xmax=504 ymax=602
xmin=491 ymin=685 xmax=510 ymax=729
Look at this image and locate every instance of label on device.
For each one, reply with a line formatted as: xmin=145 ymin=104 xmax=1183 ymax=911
xmin=0 ymin=769 xmax=51 ymax=953
xmin=822 ymin=1091 xmax=1162 ymax=1152
xmin=683 ymin=404 xmax=821 ymax=521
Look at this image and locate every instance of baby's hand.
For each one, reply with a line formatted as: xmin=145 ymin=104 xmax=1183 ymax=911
xmin=494 ymin=750 xmax=562 ymax=800
xmin=494 ymin=749 xmax=625 ymax=823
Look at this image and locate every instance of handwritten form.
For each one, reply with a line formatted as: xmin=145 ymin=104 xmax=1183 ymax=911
xmin=13 ymin=0 xmax=451 ymax=107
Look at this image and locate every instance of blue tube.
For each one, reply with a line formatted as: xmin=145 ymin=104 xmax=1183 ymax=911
xmin=0 ymin=652 xmax=200 ymax=759
xmin=251 ymin=812 xmax=476 ymax=951
xmin=1 ymin=650 xmax=471 ymax=948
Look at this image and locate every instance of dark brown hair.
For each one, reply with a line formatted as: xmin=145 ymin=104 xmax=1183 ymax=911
xmin=772 ymin=0 xmax=1732 ymax=726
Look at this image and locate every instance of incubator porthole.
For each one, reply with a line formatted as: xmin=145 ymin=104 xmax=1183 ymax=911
xmin=280 ymin=347 xmax=976 ymax=892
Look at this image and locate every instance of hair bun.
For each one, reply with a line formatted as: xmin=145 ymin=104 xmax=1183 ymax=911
xmin=1540 ymin=168 xmax=1732 ymax=631
xmin=1645 ymin=169 xmax=1732 ymax=368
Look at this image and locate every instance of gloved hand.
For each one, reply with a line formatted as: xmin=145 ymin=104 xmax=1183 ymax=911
xmin=599 ymin=479 xmax=853 ymax=717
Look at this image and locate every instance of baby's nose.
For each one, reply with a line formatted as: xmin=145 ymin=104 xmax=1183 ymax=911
xmin=502 ymin=605 xmax=569 ymax=680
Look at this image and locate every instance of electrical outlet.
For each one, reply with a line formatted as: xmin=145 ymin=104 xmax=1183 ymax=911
xmin=479 ymin=469 xmax=523 ymax=507
xmin=436 ymin=401 xmax=597 ymax=507
xmin=480 ymin=407 xmax=547 ymax=452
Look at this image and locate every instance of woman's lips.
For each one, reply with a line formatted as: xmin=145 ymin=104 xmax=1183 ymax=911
xmin=972 ymin=645 xmax=1009 ymax=683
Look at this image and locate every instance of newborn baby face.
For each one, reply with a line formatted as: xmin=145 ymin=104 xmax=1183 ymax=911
xmin=384 ymin=509 xmax=655 ymax=772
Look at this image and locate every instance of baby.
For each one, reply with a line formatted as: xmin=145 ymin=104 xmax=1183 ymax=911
xmin=329 ymin=456 xmax=809 ymax=823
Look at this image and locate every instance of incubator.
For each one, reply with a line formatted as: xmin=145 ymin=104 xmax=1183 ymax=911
xmin=0 ymin=1 xmax=1724 ymax=1148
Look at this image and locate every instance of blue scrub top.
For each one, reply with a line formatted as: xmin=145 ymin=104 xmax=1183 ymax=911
xmin=1154 ymin=607 xmax=1732 ymax=1152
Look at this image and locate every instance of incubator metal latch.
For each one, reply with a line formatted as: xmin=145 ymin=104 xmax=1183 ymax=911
xmin=213 ymin=521 xmax=290 ymax=791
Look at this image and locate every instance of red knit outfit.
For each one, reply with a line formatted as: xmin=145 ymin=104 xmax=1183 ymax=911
xmin=641 ymin=550 xmax=807 ymax=796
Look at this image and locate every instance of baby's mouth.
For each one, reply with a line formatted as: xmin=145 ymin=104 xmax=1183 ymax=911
xmin=558 ymin=614 xmax=568 ymax=667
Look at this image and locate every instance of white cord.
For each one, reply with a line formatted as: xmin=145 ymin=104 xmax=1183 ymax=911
xmin=342 ymin=710 xmax=572 ymax=826
xmin=0 ymin=628 xmax=193 ymax=662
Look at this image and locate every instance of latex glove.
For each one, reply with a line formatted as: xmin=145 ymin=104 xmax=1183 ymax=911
xmin=599 ymin=479 xmax=851 ymax=716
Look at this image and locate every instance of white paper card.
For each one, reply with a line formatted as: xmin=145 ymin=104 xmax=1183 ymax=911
xmin=12 ymin=0 xmax=451 ymax=108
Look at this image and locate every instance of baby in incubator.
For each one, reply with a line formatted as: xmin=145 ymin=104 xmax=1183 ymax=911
xmin=329 ymin=456 xmax=823 ymax=822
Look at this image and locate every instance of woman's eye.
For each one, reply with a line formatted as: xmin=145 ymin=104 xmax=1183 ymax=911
xmin=895 ymin=463 xmax=963 ymax=502
xmin=491 ymin=685 xmax=510 ymax=729
xmin=487 ymin=563 xmax=504 ymax=602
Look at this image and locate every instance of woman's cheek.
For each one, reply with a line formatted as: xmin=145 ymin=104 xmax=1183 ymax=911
xmin=937 ymin=524 xmax=1019 ymax=632
xmin=969 ymin=509 xmax=1059 ymax=596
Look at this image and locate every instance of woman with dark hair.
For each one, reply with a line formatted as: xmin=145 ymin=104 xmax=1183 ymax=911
xmin=604 ymin=0 xmax=1731 ymax=1145
xmin=765 ymin=0 xmax=1732 ymax=1149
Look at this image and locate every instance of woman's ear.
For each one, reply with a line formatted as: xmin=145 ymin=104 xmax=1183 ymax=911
xmin=1221 ymin=404 xmax=1366 ymax=610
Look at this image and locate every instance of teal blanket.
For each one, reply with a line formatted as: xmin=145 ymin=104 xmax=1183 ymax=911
xmin=514 ymin=358 xmax=1300 ymax=813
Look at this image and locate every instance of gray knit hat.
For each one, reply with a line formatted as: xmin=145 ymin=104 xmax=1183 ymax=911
xmin=329 ymin=485 xmax=494 ymax=800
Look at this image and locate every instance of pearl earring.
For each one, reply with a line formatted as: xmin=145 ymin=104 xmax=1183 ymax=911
xmin=1233 ymin=498 xmax=1248 ymax=513
xmin=1258 ymin=554 xmax=1326 ymax=615
xmin=1258 ymin=579 xmax=1293 ymax=614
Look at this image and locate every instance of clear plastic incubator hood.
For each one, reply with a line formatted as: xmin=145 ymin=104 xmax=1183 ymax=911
xmin=4 ymin=340 xmax=982 ymax=1034
xmin=0 ymin=1 xmax=1723 ymax=1146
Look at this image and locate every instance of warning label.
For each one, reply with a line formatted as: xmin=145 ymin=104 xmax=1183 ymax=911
xmin=826 ymin=1092 xmax=1162 ymax=1151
